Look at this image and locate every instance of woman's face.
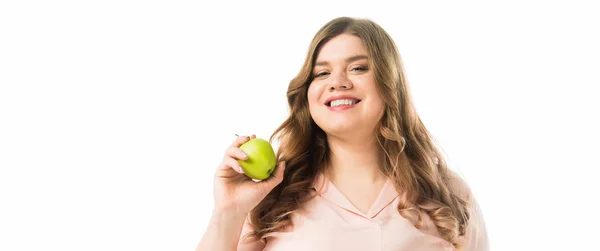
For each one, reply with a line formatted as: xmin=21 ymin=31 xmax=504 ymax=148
xmin=307 ymin=34 xmax=385 ymax=138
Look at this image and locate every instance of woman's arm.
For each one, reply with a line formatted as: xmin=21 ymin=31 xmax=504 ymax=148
xmin=196 ymin=135 xmax=285 ymax=251
xmin=447 ymin=171 xmax=490 ymax=251
xmin=462 ymin=195 xmax=490 ymax=251
xmin=195 ymin=210 xmax=247 ymax=251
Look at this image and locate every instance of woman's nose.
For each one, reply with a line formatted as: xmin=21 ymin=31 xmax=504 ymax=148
xmin=327 ymin=72 xmax=353 ymax=91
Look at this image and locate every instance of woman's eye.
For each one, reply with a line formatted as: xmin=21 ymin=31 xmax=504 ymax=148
xmin=315 ymin=72 xmax=329 ymax=78
xmin=351 ymin=66 xmax=368 ymax=72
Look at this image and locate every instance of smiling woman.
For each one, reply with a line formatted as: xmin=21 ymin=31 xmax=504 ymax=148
xmin=196 ymin=16 xmax=489 ymax=251
xmin=308 ymin=34 xmax=384 ymax=141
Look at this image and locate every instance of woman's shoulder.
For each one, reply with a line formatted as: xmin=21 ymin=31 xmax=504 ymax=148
xmin=445 ymin=169 xmax=490 ymax=251
xmin=445 ymin=169 xmax=474 ymax=202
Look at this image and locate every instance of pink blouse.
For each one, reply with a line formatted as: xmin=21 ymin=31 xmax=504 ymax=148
xmin=237 ymin=172 xmax=489 ymax=251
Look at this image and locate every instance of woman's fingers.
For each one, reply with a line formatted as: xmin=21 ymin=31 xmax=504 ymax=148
xmin=225 ymin=146 xmax=248 ymax=161
xmin=223 ymin=157 xmax=245 ymax=174
xmin=230 ymin=134 xmax=253 ymax=148
xmin=216 ymin=134 xmax=258 ymax=176
xmin=217 ymin=133 xmax=262 ymax=177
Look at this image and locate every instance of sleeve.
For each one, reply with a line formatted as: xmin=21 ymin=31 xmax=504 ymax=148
xmin=447 ymin=171 xmax=490 ymax=251
xmin=237 ymin=215 xmax=266 ymax=251
xmin=461 ymin=192 xmax=489 ymax=251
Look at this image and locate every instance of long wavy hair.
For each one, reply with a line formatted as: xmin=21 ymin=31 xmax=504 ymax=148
xmin=246 ymin=16 xmax=471 ymax=250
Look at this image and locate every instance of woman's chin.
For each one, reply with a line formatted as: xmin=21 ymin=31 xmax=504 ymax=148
xmin=318 ymin=120 xmax=380 ymax=139
xmin=321 ymin=125 xmax=362 ymax=138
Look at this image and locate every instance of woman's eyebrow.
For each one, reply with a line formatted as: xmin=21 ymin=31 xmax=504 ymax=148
xmin=315 ymin=55 xmax=368 ymax=67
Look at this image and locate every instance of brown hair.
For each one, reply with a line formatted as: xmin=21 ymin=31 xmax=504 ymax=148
xmin=246 ymin=16 xmax=471 ymax=249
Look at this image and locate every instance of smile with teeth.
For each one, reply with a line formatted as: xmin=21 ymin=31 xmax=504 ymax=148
xmin=328 ymin=99 xmax=361 ymax=107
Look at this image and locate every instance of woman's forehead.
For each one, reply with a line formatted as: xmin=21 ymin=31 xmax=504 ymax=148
xmin=315 ymin=34 xmax=368 ymax=63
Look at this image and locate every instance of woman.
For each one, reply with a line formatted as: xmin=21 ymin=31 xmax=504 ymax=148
xmin=197 ymin=17 xmax=489 ymax=251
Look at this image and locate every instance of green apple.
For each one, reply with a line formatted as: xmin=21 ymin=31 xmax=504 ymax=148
xmin=237 ymin=137 xmax=277 ymax=181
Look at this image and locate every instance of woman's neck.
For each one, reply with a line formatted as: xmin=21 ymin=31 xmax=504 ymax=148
xmin=325 ymin=134 xmax=386 ymax=185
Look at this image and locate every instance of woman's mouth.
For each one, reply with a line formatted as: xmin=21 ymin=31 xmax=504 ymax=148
xmin=326 ymin=99 xmax=361 ymax=107
xmin=325 ymin=98 xmax=361 ymax=111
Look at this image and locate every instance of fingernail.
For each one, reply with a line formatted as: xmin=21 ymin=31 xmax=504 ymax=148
xmin=241 ymin=152 xmax=248 ymax=158
xmin=238 ymin=166 xmax=245 ymax=173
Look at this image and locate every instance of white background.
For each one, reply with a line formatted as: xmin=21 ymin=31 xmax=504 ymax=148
xmin=1 ymin=1 xmax=599 ymax=250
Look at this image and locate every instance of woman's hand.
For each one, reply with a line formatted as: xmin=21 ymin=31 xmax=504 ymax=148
xmin=212 ymin=134 xmax=285 ymax=215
